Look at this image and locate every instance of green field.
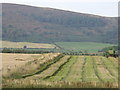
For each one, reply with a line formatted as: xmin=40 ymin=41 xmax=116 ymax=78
xmin=1 ymin=41 xmax=116 ymax=54
xmin=55 ymin=42 xmax=115 ymax=53
xmin=3 ymin=53 xmax=118 ymax=88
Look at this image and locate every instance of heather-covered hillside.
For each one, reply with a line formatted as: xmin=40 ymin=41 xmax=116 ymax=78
xmin=2 ymin=3 xmax=118 ymax=43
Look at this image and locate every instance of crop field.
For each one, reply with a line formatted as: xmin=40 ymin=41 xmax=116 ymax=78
xmin=1 ymin=41 xmax=55 ymax=48
xmin=2 ymin=53 xmax=118 ymax=88
xmin=2 ymin=53 xmax=60 ymax=78
xmin=55 ymin=42 xmax=115 ymax=53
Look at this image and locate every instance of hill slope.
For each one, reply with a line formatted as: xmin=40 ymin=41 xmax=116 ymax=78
xmin=2 ymin=3 xmax=118 ymax=43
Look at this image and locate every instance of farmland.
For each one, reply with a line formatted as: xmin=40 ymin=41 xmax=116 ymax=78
xmin=1 ymin=41 xmax=55 ymax=48
xmin=2 ymin=53 xmax=118 ymax=88
xmin=55 ymin=42 xmax=116 ymax=53
xmin=1 ymin=41 xmax=116 ymax=55
xmin=2 ymin=53 xmax=60 ymax=78
xmin=2 ymin=3 xmax=118 ymax=89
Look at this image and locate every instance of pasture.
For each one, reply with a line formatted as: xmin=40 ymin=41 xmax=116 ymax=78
xmin=55 ymin=42 xmax=116 ymax=53
xmin=2 ymin=53 xmax=118 ymax=88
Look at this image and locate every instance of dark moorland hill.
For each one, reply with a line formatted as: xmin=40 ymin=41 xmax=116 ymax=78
xmin=2 ymin=3 xmax=118 ymax=44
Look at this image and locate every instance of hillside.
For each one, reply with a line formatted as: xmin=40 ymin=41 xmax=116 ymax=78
xmin=2 ymin=3 xmax=118 ymax=44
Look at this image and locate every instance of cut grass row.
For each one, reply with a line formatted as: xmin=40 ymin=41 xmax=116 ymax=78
xmin=26 ymin=55 xmax=71 ymax=80
xmin=44 ymin=56 xmax=72 ymax=80
xmin=94 ymin=56 xmax=116 ymax=82
xmin=24 ymin=55 xmax=118 ymax=83
xmin=23 ymin=55 xmax=118 ymax=83
xmin=108 ymin=57 xmax=118 ymax=69
xmin=65 ymin=56 xmax=84 ymax=82
xmin=22 ymin=54 xmax=64 ymax=78
xmin=92 ymin=57 xmax=103 ymax=82
xmin=2 ymin=55 xmax=118 ymax=88
xmin=47 ymin=56 xmax=78 ymax=81
xmin=82 ymin=56 xmax=100 ymax=82
xmin=101 ymin=57 xmax=118 ymax=80
xmin=81 ymin=56 xmax=86 ymax=82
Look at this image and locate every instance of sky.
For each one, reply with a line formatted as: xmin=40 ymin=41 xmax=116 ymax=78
xmin=1 ymin=0 xmax=119 ymax=17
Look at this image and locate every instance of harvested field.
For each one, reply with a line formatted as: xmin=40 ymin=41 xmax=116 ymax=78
xmin=2 ymin=53 xmax=118 ymax=88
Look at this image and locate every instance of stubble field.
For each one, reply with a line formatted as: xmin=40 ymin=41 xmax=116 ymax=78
xmin=2 ymin=53 xmax=118 ymax=88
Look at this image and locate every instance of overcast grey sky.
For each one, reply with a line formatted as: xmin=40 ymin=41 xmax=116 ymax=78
xmin=1 ymin=0 xmax=119 ymax=17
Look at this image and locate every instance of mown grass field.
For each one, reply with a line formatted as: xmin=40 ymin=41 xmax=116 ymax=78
xmin=1 ymin=41 xmax=55 ymax=48
xmin=2 ymin=53 xmax=118 ymax=88
xmin=55 ymin=42 xmax=116 ymax=53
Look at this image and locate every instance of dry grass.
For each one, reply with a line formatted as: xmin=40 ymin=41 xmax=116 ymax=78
xmin=2 ymin=54 xmax=118 ymax=88
xmin=2 ymin=53 xmax=40 ymax=77
xmin=2 ymin=53 xmax=60 ymax=78
xmin=3 ymin=79 xmax=118 ymax=88
xmin=1 ymin=41 xmax=55 ymax=48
